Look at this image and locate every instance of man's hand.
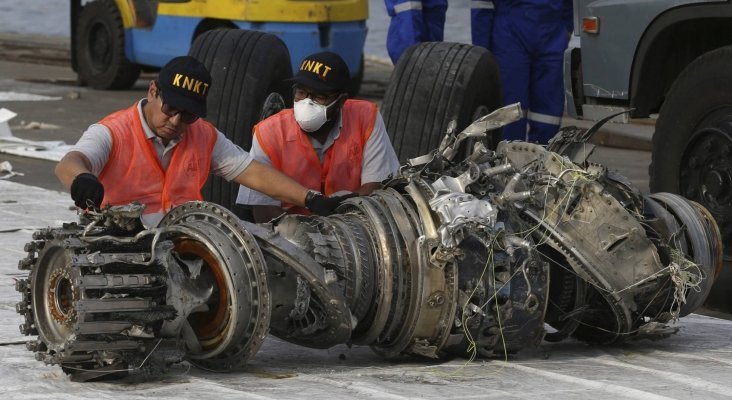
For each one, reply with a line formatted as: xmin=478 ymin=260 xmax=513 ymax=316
xmin=306 ymin=191 xmax=358 ymax=216
xmin=70 ymin=173 xmax=104 ymax=209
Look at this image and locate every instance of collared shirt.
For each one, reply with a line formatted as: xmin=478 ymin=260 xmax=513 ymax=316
xmin=69 ymin=99 xmax=253 ymax=226
xmin=236 ymin=110 xmax=400 ymax=206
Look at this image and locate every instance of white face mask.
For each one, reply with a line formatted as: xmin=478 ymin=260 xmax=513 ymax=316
xmin=293 ymin=97 xmax=338 ymax=132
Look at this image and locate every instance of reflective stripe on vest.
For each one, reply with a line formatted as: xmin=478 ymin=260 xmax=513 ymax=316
xmin=471 ymin=0 xmax=495 ymax=9
xmin=98 ymin=103 xmax=217 ymax=214
xmin=255 ymin=99 xmax=377 ymax=214
xmin=394 ymin=1 xmax=423 ymax=13
xmin=527 ymin=110 xmax=562 ymax=126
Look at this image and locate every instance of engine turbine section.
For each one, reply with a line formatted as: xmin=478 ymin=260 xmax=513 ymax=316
xmin=15 ymin=105 xmax=721 ymax=381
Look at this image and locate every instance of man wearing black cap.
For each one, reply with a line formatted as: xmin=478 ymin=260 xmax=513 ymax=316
xmin=55 ymin=56 xmax=348 ymax=227
xmin=236 ymin=51 xmax=399 ymax=222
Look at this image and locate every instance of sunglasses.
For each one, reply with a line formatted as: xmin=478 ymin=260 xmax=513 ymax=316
xmin=293 ymin=85 xmax=339 ymax=105
xmin=160 ymin=103 xmax=199 ymax=124
xmin=154 ymin=85 xmax=200 ymax=124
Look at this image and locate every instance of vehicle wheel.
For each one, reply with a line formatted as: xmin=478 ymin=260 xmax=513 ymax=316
xmin=188 ymin=29 xmax=293 ymax=212
xmin=650 ymin=46 xmax=732 ymax=312
xmin=381 ymin=42 xmax=502 ymax=163
xmin=346 ymin=53 xmax=365 ymax=97
xmin=75 ymin=0 xmax=140 ymax=90
xmin=647 ymin=193 xmax=720 ymax=317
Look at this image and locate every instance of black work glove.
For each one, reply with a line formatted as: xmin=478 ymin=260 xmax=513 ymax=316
xmin=70 ymin=173 xmax=104 ymax=209
xmin=305 ymin=191 xmax=358 ymax=216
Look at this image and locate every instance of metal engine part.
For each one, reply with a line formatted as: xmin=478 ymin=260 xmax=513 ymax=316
xmin=15 ymin=105 xmax=721 ymax=380
xmin=16 ymin=203 xmax=271 ymax=380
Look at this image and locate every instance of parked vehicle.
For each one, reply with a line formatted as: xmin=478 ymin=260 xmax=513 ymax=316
xmin=564 ymin=0 xmax=732 ymax=312
xmin=70 ymin=0 xmax=367 ymax=92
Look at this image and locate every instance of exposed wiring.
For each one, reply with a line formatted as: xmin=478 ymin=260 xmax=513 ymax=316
xmin=60 ymin=338 xmax=164 ymax=374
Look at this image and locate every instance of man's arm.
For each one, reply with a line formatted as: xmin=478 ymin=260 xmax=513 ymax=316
xmin=232 ymin=133 xmax=287 ymax=221
xmin=235 ymin=162 xmax=355 ymax=218
xmin=357 ymin=182 xmax=381 ymax=195
xmin=55 ymin=124 xmax=112 ymax=188
xmin=216 ymin=130 xmax=349 ymax=217
xmin=55 ymin=151 xmax=94 ymax=189
xmin=233 ymin=160 xmax=309 ymax=207
xmin=54 ymin=125 xmax=112 ymax=208
xmin=56 ymin=151 xmax=106 ymax=209
xmin=359 ymin=111 xmax=400 ymax=195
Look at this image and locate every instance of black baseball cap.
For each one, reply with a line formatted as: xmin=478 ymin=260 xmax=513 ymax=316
xmin=157 ymin=56 xmax=211 ymax=118
xmin=289 ymin=51 xmax=350 ymax=92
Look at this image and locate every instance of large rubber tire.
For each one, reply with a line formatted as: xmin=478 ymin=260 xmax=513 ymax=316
xmin=188 ymin=29 xmax=293 ymax=211
xmin=649 ymin=46 xmax=732 ymax=313
xmin=346 ymin=53 xmax=365 ymax=98
xmin=75 ymin=0 xmax=141 ymax=90
xmin=381 ymin=42 xmax=502 ymax=163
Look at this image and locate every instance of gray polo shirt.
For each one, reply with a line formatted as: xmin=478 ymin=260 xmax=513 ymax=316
xmin=236 ymin=109 xmax=400 ymax=207
xmin=69 ymin=99 xmax=253 ymax=226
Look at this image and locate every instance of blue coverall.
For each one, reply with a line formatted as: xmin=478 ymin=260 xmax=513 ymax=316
xmin=470 ymin=0 xmax=495 ymax=49
xmin=472 ymin=0 xmax=573 ymax=144
xmin=384 ymin=0 xmax=448 ymax=64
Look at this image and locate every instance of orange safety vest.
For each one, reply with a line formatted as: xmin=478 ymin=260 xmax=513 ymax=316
xmin=255 ymin=99 xmax=377 ymax=214
xmin=98 ymin=103 xmax=217 ymax=214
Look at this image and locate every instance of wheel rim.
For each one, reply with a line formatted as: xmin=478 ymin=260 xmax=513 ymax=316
xmin=648 ymin=193 xmax=717 ymax=316
xmin=160 ymin=202 xmax=271 ymax=368
xmin=681 ymin=112 xmax=732 ymax=253
xmin=32 ymin=245 xmax=78 ymax=351
xmin=49 ymin=271 xmax=74 ymax=322
xmin=87 ymin=19 xmax=113 ymax=73
xmin=175 ymin=238 xmax=234 ymax=352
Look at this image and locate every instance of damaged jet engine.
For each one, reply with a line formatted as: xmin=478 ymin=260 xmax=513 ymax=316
xmin=15 ymin=104 xmax=722 ymax=381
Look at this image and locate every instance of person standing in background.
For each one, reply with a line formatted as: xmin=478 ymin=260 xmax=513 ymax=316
xmin=384 ymin=0 xmax=448 ymax=64
xmin=470 ymin=0 xmax=495 ymax=50
xmin=472 ymin=0 xmax=573 ymax=144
